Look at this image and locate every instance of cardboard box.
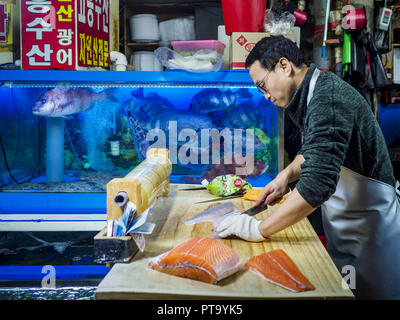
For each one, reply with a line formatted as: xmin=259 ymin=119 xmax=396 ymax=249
xmin=0 ymin=0 xmax=19 ymax=64
xmin=20 ymin=0 xmax=111 ymax=70
xmin=229 ymin=31 xmax=298 ymax=70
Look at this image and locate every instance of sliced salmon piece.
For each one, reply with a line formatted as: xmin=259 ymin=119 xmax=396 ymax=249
xmin=148 ymin=237 xmax=243 ymax=284
xmin=246 ymin=249 xmax=315 ymax=292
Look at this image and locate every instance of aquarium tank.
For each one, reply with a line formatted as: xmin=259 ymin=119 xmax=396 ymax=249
xmin=0 ymin=71 xmax=283 ymax=192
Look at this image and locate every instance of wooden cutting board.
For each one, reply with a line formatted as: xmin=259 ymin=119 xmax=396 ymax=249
xmin=95 ymin=184 xmax=354 ymax=299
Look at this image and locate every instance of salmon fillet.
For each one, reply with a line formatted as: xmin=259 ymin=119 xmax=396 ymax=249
xmin=148 ymin=237 xmax=243 ymax=284
xmin=246 ymin=249 xmax=315 ymax=292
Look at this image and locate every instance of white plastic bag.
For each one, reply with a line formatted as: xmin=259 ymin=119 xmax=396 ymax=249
xmin=264 ymin=9 xmax=295 ymax=35
xmin=154 ymin=47 xmax=223 ymax=72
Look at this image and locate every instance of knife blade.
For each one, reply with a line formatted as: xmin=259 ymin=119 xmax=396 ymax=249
xmin=179 ymin=186 xmax=206 ymax=191
xmin=241 ymin=202 xmax=269 ymax=216
xmin=195 ymin=194 xmax=243 ymax=204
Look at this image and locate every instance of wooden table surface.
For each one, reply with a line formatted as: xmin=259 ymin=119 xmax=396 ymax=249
xmin=95 ymin=184 xmax=354 ymax=300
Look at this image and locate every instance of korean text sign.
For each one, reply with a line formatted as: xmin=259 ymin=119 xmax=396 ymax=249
xmin=21 ymin=0 xmax=109 ymax=70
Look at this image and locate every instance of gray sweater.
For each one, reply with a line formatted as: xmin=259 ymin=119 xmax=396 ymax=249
xmin=285 ymin=64 xmax=395 ymax=208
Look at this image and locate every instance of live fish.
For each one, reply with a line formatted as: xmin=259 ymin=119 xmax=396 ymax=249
xmin=226 ymin=129 xmax=265 ymax=153
xmin=131 ymin=88 xmax=174 ymax=118
xmin=123 ymin=104 xmax=216 ymax=165
xmin=126 ymin=109 xmax=150 ymax=161
xmin=32 ymin=87 xmax=115 ymax=117
xmin=140 ymin=109 xmax=214 ymax=133
xmin=190 ymin=88 xmax=252 ymax=114
xmin=220 ymin=101 xmax=260 ymax=128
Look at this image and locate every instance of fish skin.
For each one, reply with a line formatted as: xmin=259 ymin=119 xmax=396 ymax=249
xmin=191 ymin=88 xmax=253 ymax=114
xmin=183 ymin=202 xmax=240 ymax=226
xmin=148 ymin=237 xmax=243 ymax=284
xmin=32 ymin=87 xmax=115 ymax=117
xmin=246 ymin=250 xmax=315 ymax=293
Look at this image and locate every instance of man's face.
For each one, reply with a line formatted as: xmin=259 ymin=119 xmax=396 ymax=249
xmin=248 ymin=59 xmax=294 ymax=107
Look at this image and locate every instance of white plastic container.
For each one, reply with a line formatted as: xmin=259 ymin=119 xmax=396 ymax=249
xmin=131 ymin=51 xmax=163 ymax=71
xmin=130 ymin=14 xmax=159 ymax=42
xmin=159 ymin=16 xmax=195 ymax=44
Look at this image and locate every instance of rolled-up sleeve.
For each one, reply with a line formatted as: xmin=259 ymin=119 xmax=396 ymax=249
xmin=296 ymin=78 xmax=353 ymax=208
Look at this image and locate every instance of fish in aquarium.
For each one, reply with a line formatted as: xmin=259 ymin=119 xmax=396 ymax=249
xmin=180 ymin=156 xmax=268 ymax=184
xmin=220 ymin=101 xmax=260 ymax=128
xmin=220 ymin=129 xmax=265 ymax=154
xmin=32 ymin=87 xmax=116 ymax=117
xmin=190 ymin=88 xmax=253 ymax=114
xmin=124 ymin=103 xmax=215 ymax=160
xmin=126 ymin=108 xmax=150 ymax=161
xmin=137 ymin=108 xmax=214 ymax=133
xmin=130 ymin=87 xmax=174 ymax=117
xmin=124 ymin=99 xmax=265 ymax=164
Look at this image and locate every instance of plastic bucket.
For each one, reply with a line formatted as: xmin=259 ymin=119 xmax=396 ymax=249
xmin=221 ymin=0 xmax=267 ymax=35
xmin=130 ymin=14 xmax=159 ymax=42
xmin=131 ymin=51 xmax=162 ymax=71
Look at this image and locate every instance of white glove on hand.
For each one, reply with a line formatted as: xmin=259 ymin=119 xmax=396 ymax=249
xmin=215 ymin=214 xmax=266 ymax=242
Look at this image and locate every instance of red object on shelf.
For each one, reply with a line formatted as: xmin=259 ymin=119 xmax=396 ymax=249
xmin=221 ymin=0 xmax=267 ymax=35
xmin=294 ymin=8 xmax=308 ymax=27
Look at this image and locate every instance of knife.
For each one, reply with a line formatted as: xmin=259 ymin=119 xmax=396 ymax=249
xmin=183 ymin=201 xmax=268 ymax=226
xmin=179 ymin=186 xmax=207 ymax=191
xmin=240 ymin=202 xmax=269 ymax=216
xmin=195 ymin=194 xmax=243 ymax=204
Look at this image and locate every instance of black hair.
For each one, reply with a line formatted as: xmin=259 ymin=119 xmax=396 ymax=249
xmin=245 ymin=35 xmax=306 ymax=70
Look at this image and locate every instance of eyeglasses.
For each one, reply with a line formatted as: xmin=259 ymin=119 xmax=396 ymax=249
xmin=255 ymin=70 xmax=272 ymax=96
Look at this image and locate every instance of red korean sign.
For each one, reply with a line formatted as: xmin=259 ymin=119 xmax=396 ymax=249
xmin=77 ymin=0 xmax=109 ymax=68
xmin=0 ymin=2 xmax=10 ymax=43
xmin=21 ymin=0 xmax=109 ymax=70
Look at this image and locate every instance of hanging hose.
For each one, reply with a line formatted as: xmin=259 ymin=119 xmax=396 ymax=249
xmin=0 ymin=128 xmax=38 ymax=187
xmin=0 ymin=84 xmax=41 ymax=187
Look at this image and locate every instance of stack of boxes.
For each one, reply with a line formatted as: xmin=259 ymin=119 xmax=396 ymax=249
xmin=227 ymin=28 xmax=300 ymax=70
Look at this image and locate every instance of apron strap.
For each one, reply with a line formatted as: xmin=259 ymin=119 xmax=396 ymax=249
xmin=301 ymin=68 xmax=321 ymax=143
xmin=307 ymin=68 xmax=321 ymax=106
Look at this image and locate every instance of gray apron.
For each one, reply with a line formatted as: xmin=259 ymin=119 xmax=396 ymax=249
xmin=307 ymin=68 xmax=400 ymax=299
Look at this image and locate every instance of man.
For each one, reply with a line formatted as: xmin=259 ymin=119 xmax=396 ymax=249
xmin=215 ymin=36 xmax=400 ymax=299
